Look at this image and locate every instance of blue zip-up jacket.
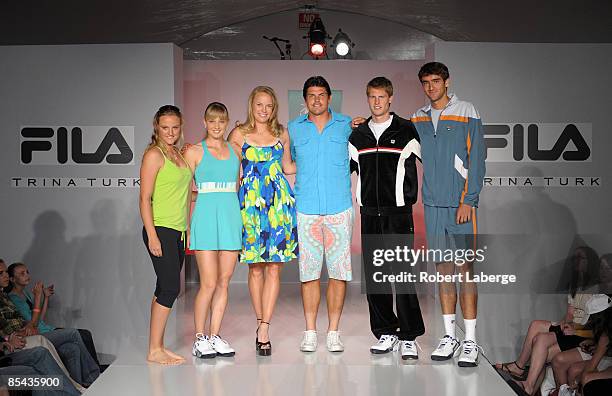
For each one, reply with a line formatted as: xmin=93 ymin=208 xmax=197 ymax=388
xmin=410 ymin=94 xmax=486 ymax=208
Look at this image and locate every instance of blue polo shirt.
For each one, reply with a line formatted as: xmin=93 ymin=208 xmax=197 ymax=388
xmin=288 ymin=109 xmax=352 ymax=215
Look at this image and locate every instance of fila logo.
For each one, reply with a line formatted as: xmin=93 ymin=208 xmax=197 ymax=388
xmin=484 ymin=123 xmax=591 ymax=162
xmin=21 ymin=126 xmax=134 ymax=165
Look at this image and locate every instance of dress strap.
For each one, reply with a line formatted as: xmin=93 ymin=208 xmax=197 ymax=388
xmin=227 ymin=142 xmax=237 ymax=160
xmin=200 ymin=140 xmax=210 ymax=157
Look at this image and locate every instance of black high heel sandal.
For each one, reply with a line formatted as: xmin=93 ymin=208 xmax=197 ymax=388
xmin=256 ymin=321 xmax=272 ymax=356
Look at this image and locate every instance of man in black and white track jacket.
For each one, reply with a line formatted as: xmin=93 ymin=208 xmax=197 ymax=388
xmin=349 ymin=77 xmax=425 ymax=361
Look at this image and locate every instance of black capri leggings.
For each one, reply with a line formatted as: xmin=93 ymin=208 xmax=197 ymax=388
xmin=142 ymin=226 xmax=185 ymax=308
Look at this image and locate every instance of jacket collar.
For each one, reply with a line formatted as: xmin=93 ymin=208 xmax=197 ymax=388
xmin=420 ymin=93 xmax=458 ymax=114
xmin=357 ymin=113 xmax=397 ymax=138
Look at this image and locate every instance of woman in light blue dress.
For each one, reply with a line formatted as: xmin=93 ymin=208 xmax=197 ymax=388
xmin=184 ymin=102 xmax=241 ymax=358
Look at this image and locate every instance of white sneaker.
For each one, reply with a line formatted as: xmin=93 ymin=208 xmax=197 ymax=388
xmin=430 ymin=335 xmax=460 ymax=361
xmin=370 ymin=335 xmax=399 ymax=354
xmin=300 ymin=330 xmax=318 ymax=352
xmin=400 ymin=340 xmax=420 ymax=360
xmin=326 ymin=331 xmax=344 ymax=352
xmin=558 ymin=384 xmax=576 ymax=396
xmin=209 ymin=335 xmax=235 ymax=357
xmin=457 ymin=340 xmax=481 ymax=367
xmin=192 ymin=333 xmax=216 ymax=359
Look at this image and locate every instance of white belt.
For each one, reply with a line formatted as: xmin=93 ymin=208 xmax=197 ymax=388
xmin=197 ymin=181 xmax=236 ymax=193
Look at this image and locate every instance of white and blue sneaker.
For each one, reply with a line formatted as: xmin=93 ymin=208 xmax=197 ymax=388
xmin=430 ymin=335 xmax=460 ymax=361
xmin=209 ymin=335 xmax=236 ymax=357
xmin=192 ymin=333 xmax=216 ymax=359
xmin=457 ymin=340 xmax=481 ymax=367
xmin=370 ymin=335 xmax=399 ymax=354
xmin=400 ymin=340 xmax=420 ymax=360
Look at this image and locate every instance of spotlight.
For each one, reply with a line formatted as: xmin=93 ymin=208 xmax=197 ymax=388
xmin=308 ymin=17 xmax=328 ymax=58
xmin=332 ymin=29 xmax=354 ymax=58
xmin=310 ymin=43 xmax=325 ymax=56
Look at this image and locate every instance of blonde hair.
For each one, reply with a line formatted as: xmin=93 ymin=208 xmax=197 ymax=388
xmin=147 ymin=105 xmax=183 ymax=155
xmin=204 ymin=102 xmax=229 ymax=122
xmin=238 ymin=86 xmax=283 ymax=137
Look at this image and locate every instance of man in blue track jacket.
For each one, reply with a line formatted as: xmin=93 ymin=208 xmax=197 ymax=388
xmin=411 ymin=62 xmax=486 ymax=367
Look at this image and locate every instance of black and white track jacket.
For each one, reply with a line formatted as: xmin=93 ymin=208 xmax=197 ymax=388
xmin=349 ymin=113 xmax=421 ymax=215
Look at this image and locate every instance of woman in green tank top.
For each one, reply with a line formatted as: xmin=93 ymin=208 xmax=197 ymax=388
xmin=139 ymin=105 xmax=192 ymax=365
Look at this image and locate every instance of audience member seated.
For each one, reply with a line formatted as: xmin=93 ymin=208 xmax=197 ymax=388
xmin=549 ymin=294 xmax=612 ymax=395
xmin=0 ymin=345 xmax=81 ymax=395
xmin=495 ymin=246 xmax=601 ymax=395
xmin=7 ymin=262 xmax=101 ymax=369
xmin=0 ymin=260 xmax=99 ymax=387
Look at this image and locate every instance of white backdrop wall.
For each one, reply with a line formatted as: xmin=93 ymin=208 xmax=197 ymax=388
xmin=0 ymin=43 xmax=183 ymax=356
xmin=435 ymin=42 xmax=612 ymax=361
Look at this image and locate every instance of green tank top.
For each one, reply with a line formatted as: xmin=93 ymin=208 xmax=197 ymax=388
xmin=151 ymin=147 xmax=192 ymax=231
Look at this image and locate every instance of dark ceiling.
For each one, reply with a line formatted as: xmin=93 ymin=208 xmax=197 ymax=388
xmin=3 ymin=0 xmax=612 ymax=46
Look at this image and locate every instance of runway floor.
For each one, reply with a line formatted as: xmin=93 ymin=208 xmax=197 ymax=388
xmin=85 ymin=283 xmax=514 ymax=395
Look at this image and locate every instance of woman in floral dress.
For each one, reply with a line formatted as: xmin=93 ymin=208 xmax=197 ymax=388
xmin=228 ymin=86 xmax=298 ymax=355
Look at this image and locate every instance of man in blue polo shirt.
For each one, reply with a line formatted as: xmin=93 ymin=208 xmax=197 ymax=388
xmin=288 ymin=76 xmax=353 ymax=353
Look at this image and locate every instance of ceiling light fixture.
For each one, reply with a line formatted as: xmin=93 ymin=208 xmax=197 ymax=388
xmin=332 ymin=29 xmax=354 ymax=58
xmin=306 ymin=17 xmax=329 ymax=59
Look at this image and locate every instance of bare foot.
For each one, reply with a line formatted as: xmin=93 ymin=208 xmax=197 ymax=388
xmin=164 ymin=348 xmax=186 ymax=361
xmin=147 ymin=349 xmax=184 ymax=365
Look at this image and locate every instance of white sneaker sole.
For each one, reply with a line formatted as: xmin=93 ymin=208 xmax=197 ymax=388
xmin=430 ymin=345 xmax=459 ymax=361
xmin=193 ymin=350 xmax=216 ymax=359
xmin=457 ymin=356 xmax=479 ymax=367
xmin=401 ymin=353 xmax=418 ymax=360
xmin=215 ymin=350 xmax=236 ymax=357
xmin=370 ymin=341 xmax=398 ymax=354
xmin=300 ymin=346 xmax=317 ymax=352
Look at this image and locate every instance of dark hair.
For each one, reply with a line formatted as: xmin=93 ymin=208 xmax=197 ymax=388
xmin=568 ymin=246 xmax=600 ymax=297
xmin=418 ymin=62 xmax=450 ymax=81
xmin=367 ymin=77 xmax=393 ymax=97
xmin=303 ymin=76 xmax=331 ymax=99
xmin=6 ymin=262 xmax=26 ymax=294
xmin=601 ymin=254 xmax=612 ymax=294
xmin=587 ymin=300 xmax=612 ymax=356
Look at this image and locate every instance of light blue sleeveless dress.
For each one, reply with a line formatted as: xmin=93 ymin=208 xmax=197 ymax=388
xmin=189 ymin=141 xmax=242 ymax=251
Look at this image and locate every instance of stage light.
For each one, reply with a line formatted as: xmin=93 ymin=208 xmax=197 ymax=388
xmin=332 ymin=29 xmax=354 ymax=58
xmin=308 ymin=17 xmax=328 ymax=58
xmin=335 ymin=42 xmax=349 ymax=57
xmin=310 ymin=43 xmax=325 ymax=56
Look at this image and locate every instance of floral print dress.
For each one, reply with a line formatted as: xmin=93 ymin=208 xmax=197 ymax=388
xmin=238 ymin=141 xmax=298 ymax=263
